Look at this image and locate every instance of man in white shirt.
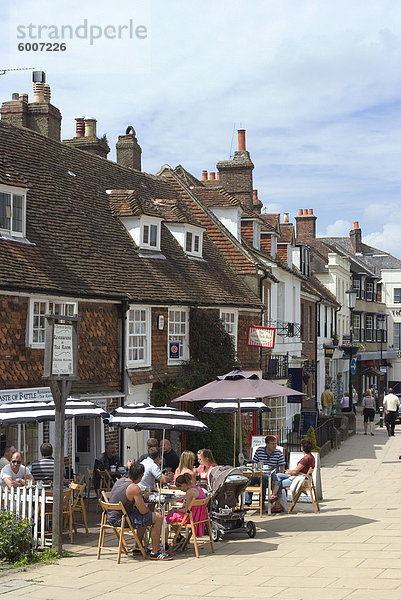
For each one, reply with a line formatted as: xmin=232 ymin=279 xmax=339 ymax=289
xmin=0 ymin=451 xmax=34 ymax=489
xmin=0 ymin=445 xmax=17 ymax=471
xmin=139 ymin=447 xmax=173 ymax=491
xmin=383 ymin=388 xmax=400 ymax=437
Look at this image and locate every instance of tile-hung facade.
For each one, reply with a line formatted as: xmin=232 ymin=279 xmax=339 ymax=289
xmin=0 ymin=78 xmax=262 ymax=473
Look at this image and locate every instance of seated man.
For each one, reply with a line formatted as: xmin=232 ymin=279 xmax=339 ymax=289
xmin=139 ymin=447 xmax=174 ymax=491
xmin=138 ymin=437 xmax=159 ymax=463
xmin=93 ymin=442 xmax=121 ymax=490
xmin=108 ymin=461 xmax=173 ymax=561
xmin=269 ymin=438 xmax=315 ymax=503
xmin=0 ymin=451 xmax=34 ymax=489
xmin=245 ymin=435 xmax=285 ymax=512
xmin=160 ymin=439 xmax=179 ymax=473
xmin=0 ymin=445 xmax=17 ymax=471
xmin=30 ymin=442 xmax=54 ymax=482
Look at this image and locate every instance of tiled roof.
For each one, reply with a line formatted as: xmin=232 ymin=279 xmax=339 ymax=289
xmin=0 ymin=121 xmax=261 ymax=309
xmin=260 ymin=214 xmax=280 ymax=234
xmin=321 ymin=237 xmax=401 ymax=275
xmin=193 ymin=187 xmax=242 ymax=209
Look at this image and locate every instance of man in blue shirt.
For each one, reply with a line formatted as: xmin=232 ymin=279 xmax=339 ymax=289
xmin=245 ymin=435 xmax=285 ymax=510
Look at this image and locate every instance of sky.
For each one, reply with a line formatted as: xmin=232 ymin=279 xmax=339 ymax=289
xmin=1 ymin=0 xmax=401 ymax=258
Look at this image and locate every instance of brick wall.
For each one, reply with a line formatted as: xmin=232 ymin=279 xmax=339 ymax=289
xmin=238 ymin=312 xmax=261 ymax=370
xmin=277 ymin=244 xmax=288 ymax=264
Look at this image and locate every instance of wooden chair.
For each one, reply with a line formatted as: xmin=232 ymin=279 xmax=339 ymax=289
xmin=96 ymin=470 xmax=113 ymax=512
xmin=86 ymin=468 xmax=95 ymax=509
xmin=97 ymin=499 xmax=148 ymax=564
xmin=287 ymin=467 xmax=320 ymax=515
xmin=70 ymin=481 xmax=89 ymax=536
xmin=168 ymin=495 xmax=214 ymax=558
xmin=243 ymin=470 xmax=264 ymax=517
xmin=43 ymin=488 xmax=75 ymax=543
xmin=101 ymin=490 xmax=111 ymax=502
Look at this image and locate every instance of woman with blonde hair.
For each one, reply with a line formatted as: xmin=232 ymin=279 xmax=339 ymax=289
xmin=174 ymin=450 xmax=196 ymax=484
xmin=362 ymin=389 xmax=376 ymax=436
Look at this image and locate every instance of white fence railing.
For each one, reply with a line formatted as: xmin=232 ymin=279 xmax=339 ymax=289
xmin=0 ymin=485 xmax=47 ymax=547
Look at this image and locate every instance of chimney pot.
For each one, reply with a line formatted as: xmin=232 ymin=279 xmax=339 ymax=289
xmin=75 ymin=117 xmax=85 ymax=138
xmin=12 ymin=93 xmax=19 ymax=100
xmin=216 ymin=172 xmax=220 ymax=180
xmin=201 ymin=170 xmax=208 ymax=181
xmin=353 ymin=221 xmax=359 ymax=229
xmin=284 ymin=212 xmax=289 ymax=223
xmin=32 ymin=71 xmax=46 ymax=83
xmin=43 ymin=83 xmax=51 ymax=103
xmin=238 ymin=129 xmax=246 ymax=151
xmin=253 ymin=189 xmax=258 ymax=201
xmin=210 ymin=171 xmax=216 ymax=180
xmin=298 ymin=209 xmax=303 ymax=215
xmin=308 ymin=209 xmax=313 ymax=215
xmin=33 ymin=81 xmax=46 ymax=103
xmin=84 ymin=118 xmax=97 ymax=138
xmin=18 ymin=93 xmax=28 ymax=103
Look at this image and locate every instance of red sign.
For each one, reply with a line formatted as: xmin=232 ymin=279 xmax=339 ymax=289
xmin=246 ymin=326 xmax=276 ymax=348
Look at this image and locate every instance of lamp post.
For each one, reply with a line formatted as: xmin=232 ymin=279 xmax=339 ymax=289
xmin=377 ymin=312 xmax=387 ymax=396
xmin=345 ymin=287 xmax=358 ymax=412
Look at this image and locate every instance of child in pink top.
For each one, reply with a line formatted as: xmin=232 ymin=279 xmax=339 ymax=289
xmin=165 ymin=472 xmax=207 ymax=537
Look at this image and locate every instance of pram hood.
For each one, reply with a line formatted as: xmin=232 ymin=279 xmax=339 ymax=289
xmin=209 ymin=465 xmax=249 ymax=510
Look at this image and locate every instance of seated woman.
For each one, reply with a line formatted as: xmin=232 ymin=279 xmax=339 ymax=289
xmin=269 ymin=438 xmax=315 ymax=506
xmin=174 ymin=450 xmax=196 ymax=485
xmin=195 ymin=448 xmax=217 ymax=484
xmin=165 ymin=472 xmax=207 ymax=542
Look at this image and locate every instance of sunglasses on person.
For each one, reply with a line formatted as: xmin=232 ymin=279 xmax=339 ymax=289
xmin=11 ymin=460 xmax=21 ymax=464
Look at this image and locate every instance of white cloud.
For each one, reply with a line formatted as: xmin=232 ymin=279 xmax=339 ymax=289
xmin=364 ymin=225 xmax=401 ymax=259
xmin=319 ymin=220 xmax=352 ymax=238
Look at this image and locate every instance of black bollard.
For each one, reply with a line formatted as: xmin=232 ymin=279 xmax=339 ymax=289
xmin=379 ymin=406 xmax=384 ymax=428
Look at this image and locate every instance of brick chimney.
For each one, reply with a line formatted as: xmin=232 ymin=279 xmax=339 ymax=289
xmin=252 ymin=189 xmax=263 ymax=212
xmin=0 ymin=71 xmax=62 ymax=141
xmin=350 ymin=221 xmax=362 ymax=254
xmin=295 ymin=208 xmax=317 ymax=242
xmin=201 ymin=170 xmax=208 ymax=180
xmin=116 ymin=125 xmax=142 ymax=170
xmin=216 ymin=129 xmax=254 ymax=212
xmin=63 ymin=116 xmax=110 ymax=159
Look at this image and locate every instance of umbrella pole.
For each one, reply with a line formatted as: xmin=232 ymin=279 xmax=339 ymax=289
xmin=237 ymin=398 xmax=244 ymax=466
xmin=23 ymin=423 xmax=26 ymax=485
xmin=233 ymin=412 xmax=236 ymax=467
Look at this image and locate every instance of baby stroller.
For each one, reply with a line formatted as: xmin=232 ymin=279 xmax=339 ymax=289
xmin=208 ymin=465 xmax=256 ymax=541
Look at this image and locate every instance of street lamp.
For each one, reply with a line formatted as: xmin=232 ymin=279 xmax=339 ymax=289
xmin=345 ymin=287 xmax=358 ymax=412
xmin=377 ymin=312 xmax=387 ymax=395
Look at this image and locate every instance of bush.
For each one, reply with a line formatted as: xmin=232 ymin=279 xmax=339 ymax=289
xmin=0 ymin=509 xmax=33 ymax=564
xmin=306 ymin=426 xmax=320 ymax=452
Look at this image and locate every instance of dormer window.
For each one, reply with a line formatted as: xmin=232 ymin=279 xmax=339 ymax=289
xmin=0 ymin=186 xmax=27 ymax=238
xmin=185 ymin=228 xmax=202 ymax=256
xmin=141 ymin=217 xmax=161 ymax=250
xmin=165 ymin=223 xmax=204 ymax=258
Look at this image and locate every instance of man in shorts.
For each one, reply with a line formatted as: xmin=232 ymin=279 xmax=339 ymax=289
xmin=108 ymin=461 xmax=173 ymax=561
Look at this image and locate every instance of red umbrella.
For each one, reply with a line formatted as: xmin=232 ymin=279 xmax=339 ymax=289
xmin=172 ymin=369 xmax=304 ymax=464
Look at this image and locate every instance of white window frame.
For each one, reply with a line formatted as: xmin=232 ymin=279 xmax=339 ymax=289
xmin=168 ymin=308 xmax=189 ymax=363
xmin=28 ymin=298 xmax=77 ymax=348
xmin=184 ymin=226 xmax=203 ymax=257
xmin=365 ymin=314 xmax=373 ymax=342
xmin=220 ymin=309 xmax=238 ymax=350
xmin=253 ymin=221 xmax=261 ymax=250
xmin=0 ymin=185 xmax=27 ymax=238
xmin=141 ymin=217 xmax=161 ymax=251
xmin=394 ymin=323 xmax=401 ymax=350
xmin=127 ymin=306 xmax=151 ymax=367
xmin=394 ymin=288 xmax=401 ymax=304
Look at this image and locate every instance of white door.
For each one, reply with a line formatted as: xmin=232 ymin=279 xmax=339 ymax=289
xmin=75 ymin=418 xmax=101 ymax=487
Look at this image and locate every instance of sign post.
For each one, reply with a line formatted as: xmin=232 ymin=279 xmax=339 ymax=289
xmin=43 ymin=313 xmax=80 ymax=555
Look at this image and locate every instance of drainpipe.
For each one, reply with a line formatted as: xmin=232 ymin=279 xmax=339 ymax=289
xmin=258 ymin=270 xmax=269 ymax=435
xmin=119 ymin=299 xmax=130 ymax=460
xmin=315 ymin=297 xmax=323 ymax=412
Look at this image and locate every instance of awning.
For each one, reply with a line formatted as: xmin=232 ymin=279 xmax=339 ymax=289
xmin=357 ymin=350 xmax=397 ymax=361
xmin=362 ymin=367 xmax=385 ymax=377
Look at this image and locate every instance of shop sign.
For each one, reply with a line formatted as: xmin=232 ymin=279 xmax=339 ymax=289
xmin=246 ymin=326 xmax=276 ymax=348
xmin=0 ymin=386 xmax=52 ymax=404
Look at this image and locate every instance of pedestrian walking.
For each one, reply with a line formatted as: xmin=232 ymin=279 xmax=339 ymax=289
xmin=352 ymin=387 xmax=358 ymax=415
xmin=362 ymin=390 xmax=376 ymax=436
xmin=321 ymin=386 xmax=335 ymax=417
xmin=383 ymin=388 xmax=400 ymax=437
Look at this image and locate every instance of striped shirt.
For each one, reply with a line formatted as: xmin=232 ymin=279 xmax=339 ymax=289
xmin=30 ymin=457 xmax=54 ymax=482
xmin=252 ymin=446 xmax=285 ymax=469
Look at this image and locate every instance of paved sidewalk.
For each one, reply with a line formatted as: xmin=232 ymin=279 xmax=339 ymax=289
xmin=1 ymin=416 xmax=401 ymax=599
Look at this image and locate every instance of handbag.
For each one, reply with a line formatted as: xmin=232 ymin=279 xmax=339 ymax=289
xmin=340 ymin=397 xmax=345 ymax=409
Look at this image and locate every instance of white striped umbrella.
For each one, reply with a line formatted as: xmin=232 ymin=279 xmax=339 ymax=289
xmin=108 ymin=403 xmax=209 ymax=432
xmin=0 ymin=397 xmax=108 ymax=425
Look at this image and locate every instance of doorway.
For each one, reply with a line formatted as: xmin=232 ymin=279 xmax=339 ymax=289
xmin=75 ymin=418 xmax=102 ymax=485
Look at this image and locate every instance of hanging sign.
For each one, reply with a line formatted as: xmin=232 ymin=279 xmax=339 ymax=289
xmin=52 ymin=324 xmax=74 ymax=375
xmin=169 ymin=341 xmax=180 ymax=359
xmin=247 ymin=326 xmax=276 ymax=348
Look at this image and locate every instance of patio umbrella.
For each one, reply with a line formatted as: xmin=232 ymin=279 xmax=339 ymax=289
xmin=108 ymin=403 xmax=209 ymax=502
xmin=200 ymin=398 xmax=271 ymax=465
xmin=172 ymin=368 xmax=304 ymax=465
xmin=0 ymin=397 xmax=108 ymax=478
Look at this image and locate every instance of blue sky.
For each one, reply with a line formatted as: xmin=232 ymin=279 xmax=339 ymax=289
xmin=1 ymin=0 xmax=401 ymax=257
